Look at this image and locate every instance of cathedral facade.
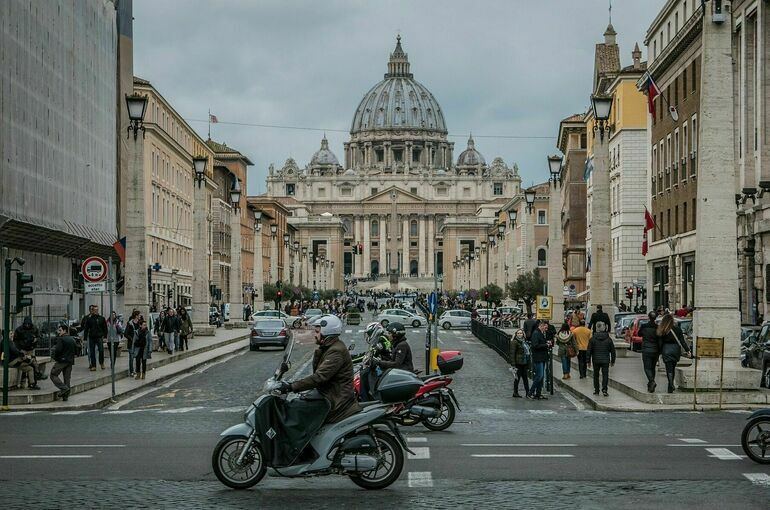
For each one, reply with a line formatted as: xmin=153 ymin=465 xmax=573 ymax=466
xmin=263 ymin=37 xmax=521 ymax=291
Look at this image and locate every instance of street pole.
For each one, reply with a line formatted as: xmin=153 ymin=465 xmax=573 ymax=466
xmin=2 ymin=255 xmax=11 ymax=409
xmin=108 ymin=257 xmax=115 ymax=399
xmin=432 ymin=251 xmax=439 ymax=374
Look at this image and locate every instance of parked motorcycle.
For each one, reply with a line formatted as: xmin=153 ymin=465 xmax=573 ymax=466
xmin=212 ymin=338 xmax=417 ymax=490
xmin=741 ymin=408 xmax=770 ymax=464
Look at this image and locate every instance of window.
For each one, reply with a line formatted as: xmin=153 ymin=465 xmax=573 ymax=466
xmin=493 ymin=182 xmax=503 ymax=195
xmin=682 ymin=122 xmax=688 ymax=177
xmin=683 ymin=202 xmax=688 ymax=231
xmin=436 ymin=186 xmax=447 ymax=197
xmin=412 ymin=148 xmax=421 ymax=162
xmin=692 ymin=199 xmax=696 ymax=228
xmin=410 ymin=220 xmax=418 ymax=236
xmin=537 ymin=210 xmax=547 ymax=225
xmin=375 ymin=149 xmax=384 ymax=162
xmin=318 ymin=187 xmax=326 ymax=197
xmin=371 ymin=187 xmax=378 ymax=195
xmin=674 ymin=76 xmax=679 ymax=106
xmin=673 ymin=129 xmax=680 ymax=182
xmin=674 ymin=205 xmax=679 ymax=234
xmin=341 ymin=187 xmax=352 ymax=197
xmin=537 ymin=249 xmax=547 ymax=267
xmin=463 ymin=187 xmax=471 ymax=197
xmin=682 ymin=68 xmax=687 ymax=101
xmin=691 ymin=60 xmax=697 ymax=93
xmin=285 ymin=183 xmax=295 ymax=196
xmin=394 ymin=149 xmax=403 ymax=162
xmin=580 ymin=133 xmax=587 ymax=148
xmin=371 ymin=220 xmax=379 ymax=237
xmin=410 ymin=187 xmax=417 ymax=195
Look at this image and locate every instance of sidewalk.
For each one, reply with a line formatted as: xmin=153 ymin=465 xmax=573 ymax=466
xmin=1 ymin=326 xmax=251 ymax=411
xmin=555 ymin=350 xmax=770 ymax=411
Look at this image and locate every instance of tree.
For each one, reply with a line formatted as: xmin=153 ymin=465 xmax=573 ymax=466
xmin=262 ymin=283 xmax=278 ymax=302
xmin=479 ymin=283 xmax=504 ymax=304
xmin=506 ymin=269 xmax=546 ymax=315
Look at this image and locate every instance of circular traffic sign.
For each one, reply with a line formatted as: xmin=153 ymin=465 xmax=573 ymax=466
xmin=81 ymin=256 xmax=108 ymax=283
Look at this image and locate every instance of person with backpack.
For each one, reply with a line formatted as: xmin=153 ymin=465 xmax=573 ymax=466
xmin=555 ymin=322 xmax=578 ymax=380
xmin=509 ymin=329 xmax=531 ymax=398
xmin=587 ymin=322 xmax=616 ymax=396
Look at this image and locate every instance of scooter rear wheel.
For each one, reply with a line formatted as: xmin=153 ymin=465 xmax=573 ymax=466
xmin=349 ymin=430 xmax=404 ymax=490
xmin=422 ymin=397 xmax=456 ymax=432
xmin=742 ymin=417 xmax=770 ymax=464
xmin=212 ymin=434 xmax=266 ymax=489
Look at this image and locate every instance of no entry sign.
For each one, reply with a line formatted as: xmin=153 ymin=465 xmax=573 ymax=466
xmin=81 ymin=256 xmax=108 ymax=283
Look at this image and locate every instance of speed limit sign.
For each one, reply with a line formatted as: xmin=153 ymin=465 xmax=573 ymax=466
xmin=81 ymin=256 xmax=108 ymax=283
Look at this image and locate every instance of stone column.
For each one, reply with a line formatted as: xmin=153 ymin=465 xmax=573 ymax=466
xmin=548 ymin=180 xmax=565 ymax=322
xmin=191 ymin=178 xmax=214 ymax=335
xmin=427 ymin=217 xmax=435 ymax=277
xmin=418 ymin=215 xmax=426 ymax=277
xmin=124 ymin=131 xmax=149 ymax=320
xmin=229 ymin=208 xmax=245 ymax=325
xmin=691 ymin=1 xmax=742 ymax=371
xmin=270 ymin=233 xmax=278 ymax=283
xmin=253 ymin=226 xmax=264 ymax=311
xmin=406 ymin=142 xmax=412 ymax=171
xmin=379 ymin=215 xmax=387 ymax=277
xmin=353 ymin=216 xmax=361 ymax=277
xmin=363 ymin=215 xmax=371 ymax=278
xmin=402 ymin=216 xmax=410 ymax=276
xmin=589 ymin=126 xmax=615 ymax=329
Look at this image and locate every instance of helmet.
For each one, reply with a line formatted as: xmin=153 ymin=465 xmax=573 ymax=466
xmin=314 ymin=314 xmax=343 ymax=338
xmin=364 ymin=322 xmax=384 ymax=344
xmin=385 ymin=321 xmax=406 ymax=340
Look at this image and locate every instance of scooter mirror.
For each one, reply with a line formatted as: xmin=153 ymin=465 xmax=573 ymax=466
xmin=348 ymin=342 xmax=355 ymax=351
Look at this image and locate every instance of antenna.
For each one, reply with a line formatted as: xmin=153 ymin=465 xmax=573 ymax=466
xmin=609 ymin=0 xmax=612 ymax=25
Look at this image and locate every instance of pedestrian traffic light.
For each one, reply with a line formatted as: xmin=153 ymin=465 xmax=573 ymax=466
xmin=15 ymin=271 xmax=34 ymax=311
xmin=636 ymin=287 xmax=642 ymax=297
xmin=276 ymin=290 xmax=283 ymax=300
xmin=167 ymin=288 xmax=172 ymax=302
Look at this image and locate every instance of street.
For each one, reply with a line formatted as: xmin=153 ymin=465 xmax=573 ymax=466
xmin=1 ymin=309 xmax=768 ymax=509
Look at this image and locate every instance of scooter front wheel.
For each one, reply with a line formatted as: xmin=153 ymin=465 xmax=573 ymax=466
xmin=742 ymin=417 xmax=770 ymax=464
xmin=422 ymin=397 xmax=456 ymax=432
xmin=349 ymin=430 xmax=404 ymax=490
xmin=212 ymin=434 xmax=266 ymax=489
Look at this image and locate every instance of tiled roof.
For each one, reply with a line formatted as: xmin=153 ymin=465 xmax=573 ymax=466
xmin=133 ymin=76 xmax=151 ymax=85
xmin=206 ymin=139 xmax=254 ymax=165
xmin=561 ymin=113 xmax=585 ymax=123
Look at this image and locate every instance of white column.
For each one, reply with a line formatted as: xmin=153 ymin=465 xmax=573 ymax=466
xmin=589 ymin=128 xmax=614 ymax=328
xmin=418 ymin=215 xmax=426 ymax=277
xmin=427 ymin=216 xmax=435 ymax=277
xmin=402 ymin=216 xmax=410 ymax=276
xmin=124 ymin=133 xmax=149 ymax=319
xmin=363 ymin=215 xmax=371 ymax=278
xmin=192 ymin=179 xmax=214 ymax=334
xmin=270 ymin=235 xmax=278 ymax=283
xmin=353 ymin=216 xmax=362 ymax=277
xmin=253 ymin=226 xmax=264 ymax=310
xmin=379 ymin=215 xmax=387 ymax=277
xmin=229 ymin=209 xmax=244 ymax=323
xmin=548 ymin=180 xmax=565 ymax=322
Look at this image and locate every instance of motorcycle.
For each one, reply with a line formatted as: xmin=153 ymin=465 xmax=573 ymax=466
xmin=212 ymin=338 xmax=418 ymax=490
xmin=741 ymin=408 xmax=770 ymax=464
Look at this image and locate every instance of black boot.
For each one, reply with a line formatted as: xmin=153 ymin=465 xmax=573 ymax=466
xmin=512 ymin=392 xmax=522 ymax=398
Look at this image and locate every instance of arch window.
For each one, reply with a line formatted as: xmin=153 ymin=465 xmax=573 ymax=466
xmin=537 ymin=248 xmax=547 ymax=267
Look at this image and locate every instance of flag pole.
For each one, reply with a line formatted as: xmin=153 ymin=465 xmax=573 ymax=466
xmin=208 ymin=108 xmax=211 ymax=140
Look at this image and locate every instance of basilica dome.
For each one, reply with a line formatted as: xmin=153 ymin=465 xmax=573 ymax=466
xmin=350 ymin=36 xmax=447 ymax=135
xmin=457 ymin=135 xmax=485 ymax=166
xmin=310 ymin=135 xmax=339 ymax=166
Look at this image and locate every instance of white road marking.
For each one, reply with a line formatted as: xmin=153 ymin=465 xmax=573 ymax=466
xmin=0 ymin=455 xmax=92 ymax=459
xmin=462 ymin=340 xmax=474 ymax=344
xmin=666 ymin=444 xmax=741 ymax=447
xmin=104 ymin=410 xmax=146 ymax=415
xmin=407 ymin=447 xmax=430 ymax=460
xmin=475 ymin=408 xmax=507 ymax=415
xmin=581 ymin=410 xmax=607 ymax=416
xmin=743 ymin=473 xmax=770 ymax=487
xmin=725 ymin=410 xmax=751 ymax=414
xmin=31 ymin=444 xmax=125 ymax=448
xmin=212 ymin=407 xmax=247 ymax=413
xmin=461 ymin=444 xmax=577 ymax=447
xmin=679 ymin=438 xmax=707 ymax=443
xmin=453 ymin=331 xmax=461 ymax=336
xmin=406 ymin=437 xmax=428 ymax=443
xmin=408 ymin=471 xmax=433 ymax=487
xmin=529 ymin=410 xmax=556 ymax=415
xmin=0 ymin=411 xmax=39 ymax=416
xmin=51 ymin=410 xmax=97 ymax=415
xmin=157 ymin=406 xmax=205 ymax=414
xmin=706 ymin=447 xmax=743 ymax=460
xmin=561 ymin=390 xmax=586 ymax=411
xmin=472 ymin=454 xmax=574 ymax=458
xmin=345 ymin=330 xmax=352 ymax=334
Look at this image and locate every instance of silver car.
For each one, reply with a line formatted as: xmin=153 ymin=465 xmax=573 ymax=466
xmin=374 ymin=309 xmax=427 ymax=328
xmin=439 ymin=309 xmax=472 ymax=329
xmin=250 ymin=319 xmax=290 ymax=350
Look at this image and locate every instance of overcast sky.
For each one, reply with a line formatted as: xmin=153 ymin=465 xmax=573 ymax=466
xmin=133 ymin=0 xmax=666 ymax=195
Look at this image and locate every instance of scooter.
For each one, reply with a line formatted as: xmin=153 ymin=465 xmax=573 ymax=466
xmin=741 ymin=408 xmax=770 ymax=464
xmin=212 ymin=338 xmax=416 ymax=490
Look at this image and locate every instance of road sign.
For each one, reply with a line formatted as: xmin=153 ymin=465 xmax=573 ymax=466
xmin=458 ymin=291 xmax=465 ymax=300
xmin=696 ymin=337 xmax=724 ymax=358
xmin=81 ymin=256 xmax=107 ymax=283
xmin=536 ymin=295 xmax=553 ymax=321
xmin=84 ymin=281 xmax=106 ymax=293
xmin=693 ymin=337 xmax=725 ymax=410
xmin=428 ymin=292 xmax=437 ymax=314
xmin=152 ymin=262 xmax=162 ymax=272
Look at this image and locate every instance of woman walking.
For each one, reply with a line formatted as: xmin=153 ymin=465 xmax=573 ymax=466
xmin=178 ymin=308 xmax=193 ymax=351
xmin=509 ymin=329 xmax=531 ymax=398
xmin=123 ymin=310 xmax=140 ymax=376
xmin=555 ymin=322 xmax=578 ymax=379
xmin=134 ymin=318 xmax=149 ymax=380
xmin=106 ymin=311 xmax=123 ymax=367
xmin=657 ymin=314 xmax=692 ymax=393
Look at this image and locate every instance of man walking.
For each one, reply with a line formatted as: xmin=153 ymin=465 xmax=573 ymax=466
xmin=50 ymin=324 xmax=77 ymax=401
xmin=587 ymin=322 xmax=616 ymax=396
xmin=82 ymin=305 xmax=108 ymax=371
xmin=163 ymin=308 xmax=181 ymax=354
xmin=572 ymin=320 xmax=592 ymax=379
xmin=527 ymin=321 xmax=549 ymax=400
xmin=588 ymin=305 xmax=611 ymax=332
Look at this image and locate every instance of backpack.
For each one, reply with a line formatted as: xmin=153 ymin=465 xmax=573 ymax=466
xmin=520 ymin=340 xmax=532 ymax=365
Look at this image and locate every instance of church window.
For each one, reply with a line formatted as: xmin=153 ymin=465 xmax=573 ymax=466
xmin=286 ymin=183 xmax=295 ymax=196
xmin=410 ymin=187 xmax=417 ymax=195
xmin=412 ymin=148 xmax=421 ymax=162
xmin=410 ymin=220 xmax=418 ymax=236
xmin=376 ymin=149 xmax=384 ymax=162
xmin=371 ymin=187 xmax=378 ymax=195
xmin=394 ymin=149 xmax=403 ymax=162
xmin=436 ymin=187 xmax=447 ymax=197
xmin=537 ymin=249 xmax=547 ymax=267
xmin=341 ymin=187 xmax=352 ymax=197
xmin=371 ymin=220 xmax=379 ymax=236
xmin=493 ymin=182 xmax=503 ymax=195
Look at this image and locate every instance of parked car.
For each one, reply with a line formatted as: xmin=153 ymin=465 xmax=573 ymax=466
xmin=439 ymin=309 xmax=472 ymax=329
xmin=374 ymin=309 xmax=426 ymax=328
xmin=209 ymin=306 xmax=222 ymax=327
xmin=623 ymin=315 xmax=650 ymax=351
xmin=615 ymin=314 xmax=646 ymax=341
xmin=249 ymin=318 xmax=290 ymax=351
xmin=302 ymin=308 xmax=323 ymax=323
xmin=746 ymin=322 xmax=770 ymax=388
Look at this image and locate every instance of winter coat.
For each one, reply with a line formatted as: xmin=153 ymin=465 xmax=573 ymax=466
xmin=290 ymin=337 xmax=362 ymax=423
xmin=556 ymin=331 xmax=578 ymax=358
xmin=523 ymin=319 xmax=538 ymax=340
xmin=134 ymin=329 xmax=149 ymax=358
xmin=13 ymin=324 xmax=39 ymax=351
xmin=589 ymin=311 xmax=611 ymax=332
xmin=180 ymin=314 xmax=193 ymax=336
xmin=107 ymin=319 xmax=122 ymax=343
xmin=123 ymin=320 xmax=137 ymax=351
xmin=52 ymin=335 xmax=77 ymax=365
xmin=378 ymin=337 xmax=414 ymax=372
xmin=640 ymin=320 xmax=661 ymax=355
xmin=587 ymin=331 xmax=616 ymax=365
xmin=163 ymin=315 xmax=181 ymax=334
xmin=82 ymin=314 xmax=108 ymax=339
xmin=509 ymin=337 xmax=530 ymax=366
xmin=659 ymin=326 xmax=690 ymax=364
xmin=572 ymin=326 xmax=592 ymax=351
xmin=530 ymin=329 xmax=550 ymax=363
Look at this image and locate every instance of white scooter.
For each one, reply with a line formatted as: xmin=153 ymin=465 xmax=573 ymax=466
xmin=212 ymin=338 xmax=421 ymax=490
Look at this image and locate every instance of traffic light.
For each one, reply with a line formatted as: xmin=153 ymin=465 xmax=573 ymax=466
xmin=636 ymin=287 xmax=642 ymax=297
xmin=276 ymin=290 xmax=283 ymax=300
xmin=15 ymin=271 xmax=34 ymax=311
xmin=625 ymin=287 xmax=633 ymax=299
xmin=352 ymin=245 xmax=358 ymax=255
xmin=167 ymin=288 xmax=173 ymax=302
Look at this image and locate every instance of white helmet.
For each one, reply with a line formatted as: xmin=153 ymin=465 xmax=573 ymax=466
xmin=315 ymin=314 xmax=343 ymax=338
xmin=364 ymin=322 xmax=385 ymax=344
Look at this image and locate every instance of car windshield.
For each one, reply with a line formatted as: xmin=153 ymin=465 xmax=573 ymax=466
xmin=255 ymin=320 xmax=284 ymax=329
xmin=306 ymin=309 xmax=322 ymax=316
xmin=677 ymin=320 xmax=693 ymax=336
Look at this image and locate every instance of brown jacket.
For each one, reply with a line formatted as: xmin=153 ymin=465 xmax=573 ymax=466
xmin=290 ymin=338 xmax=362 ymax=423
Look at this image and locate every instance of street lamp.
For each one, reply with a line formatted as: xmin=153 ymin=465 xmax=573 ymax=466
xmin=524 ymin=189 xmax=536 ymax=214
xmin=283 ymin=233 xmax=290 ymax=247
xmin=497 ymin=224 xmax=505 ymax=239
xmin=509 ymin=210 xmax=517 ymax=228
xmin=548 ymin=155 xmax=563 ymax=186
xmin=488 ymin=233 xmax=495 ymax=247
xmin=481 ymin=241 xmax=487 ymax=253
xmin=193 ymin=156 xmax=208 ymax=188
xmin=230 ymin=176 xmax=241 ymax=210
xmin=474 ymin=246 xmax=481 ymax=258
xmin=293 ymin=240 xmax=299 ymax=252
xmin=253 ymin=209 xmax=262 ymax=231
xmin=270 ymin=224 xmax=278 ymax=238
xmin=302 ymin=246 xmax=308 ymax=258
xmin=591 ymin=94 xmax=613 ymax=140
xmin=125 ymin=93 xmax=148 ymax=139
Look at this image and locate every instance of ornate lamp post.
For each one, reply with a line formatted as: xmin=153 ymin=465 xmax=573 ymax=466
xmin=228 ymin=175 xmax=244 ymax=324
xmin=547 ymin=154 xmax=565 ymax=322
xmin=269 ymin=224 xmax=278 ymax=283
xmin=252 ymin=208 xmax=264 ymax=310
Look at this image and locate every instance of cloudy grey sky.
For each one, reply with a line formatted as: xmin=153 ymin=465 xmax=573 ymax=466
xmin=133 ymin=0 xmax=666 ymax=195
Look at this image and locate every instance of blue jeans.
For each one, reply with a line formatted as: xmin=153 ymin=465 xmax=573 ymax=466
xmin=88 ymin=337 xmax=104 ymax=368
xmin=561 ymin=356 xmax=571 ymax=375
xmin=531 ymin=362 xmax=545 ymax=396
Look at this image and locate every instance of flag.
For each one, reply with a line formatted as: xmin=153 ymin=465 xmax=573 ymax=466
xmin=209 ymin=113 xmax=219 ymax=123
xmin=643 ymin=72 xmax=661 ymax=120
xmin=113 ymin=237 xmax=126 ymax=263
xmin=642 ymin=207 xmax=655 ymax=256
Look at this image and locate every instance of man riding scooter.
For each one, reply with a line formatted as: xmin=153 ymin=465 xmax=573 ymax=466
xmin=277 ymin=315 xmax=361 ymax=423
xmin=375 ymin=322 xmax=414 ymax=373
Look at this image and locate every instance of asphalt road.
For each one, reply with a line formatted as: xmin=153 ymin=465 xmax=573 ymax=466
xmin=1 ymin=307 xmax=769 ymax=509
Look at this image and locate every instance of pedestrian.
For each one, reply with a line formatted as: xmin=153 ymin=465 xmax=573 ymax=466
xmin=162 ymin=308 xmax=180 ymax=354
xmin=82 ymin=304 xmax=108 ymax=371
xmin=106 ymin=311 xmax=123 ymax=367
xmin=555 ymin=322 xmax=578 ymax=380
xmin=657 ymin=314 xmax=692 ymax=393
xmin=123 ymin=310 xmax=140 ymax=376
xmin=588 ymin=305 xmax=611 ymax=332
xmin=155 ymin=310 xmax=166 ymax=351
xmin=527 ymin=321 xmax=549 ymax=400
xmin=50 ymin=324 xmax=76 ymax=401
xmin=509 ymin=329 xmax=531 ymax=398
xmin=572 ymin=319 xmax=592 ymax=379
xmin=134 ymin=318 xmax=149 ymax=380
xmin=8 ymin=336 xmax=39 ymax=390
xmin=639 ymin=311 xmax=661 ymax=392
xmin=13 ymin=316 xmax=45 ymax=383
xmin=587 ymin=322 xmax=616 ymax=396
xmin=179 ymin=307 xmax=193 ymax=351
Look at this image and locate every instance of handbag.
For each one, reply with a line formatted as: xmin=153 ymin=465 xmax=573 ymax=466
xmin=567 ymin=344 xmax=577 ymax=358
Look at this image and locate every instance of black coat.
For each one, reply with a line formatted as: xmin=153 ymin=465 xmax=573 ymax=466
xmin=659 ymin=326 xmax=690 ymax=364
xmin=378 ymin=338 xmax=414 ymax=372
xmin=588 ymin=332 xmax=616 ymax=365
xmin=523 ymin=319 xmax=538 ymax=340
xmin=589 ymin=311 xmax=611 ymax=332
xmin=13 ymin=325 xmax=39 ymax=351
xmin=52 ymin=335 xmax=77 ymax=365
xmin=530 ymin=329 xmax=549 ymax=363
xmin=640 ymin=321 xmax=660 ymax=355
xmin=82 ymin=314 xmax=108 ymax=339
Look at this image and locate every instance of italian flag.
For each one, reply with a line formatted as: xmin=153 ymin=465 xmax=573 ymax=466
xmin=642 ymin=207 xmax=655 ymax=256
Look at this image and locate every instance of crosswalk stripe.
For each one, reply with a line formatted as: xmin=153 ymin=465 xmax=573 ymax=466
xmin=408 ymin=471 xmax=433 ymax=487
xmin=706 ymin=447 xmax=742 ymax=460
xmin=472 ymin=454 xmax=574 ymax=458
xmin=529 ymin=410 xmax=556 ymax=415
xmin=679 ymin=438 xmax=707 ymax=443
xmin=211 ymin=407 xmax=247 ymax=413
xmin=345 ymin=330 xmax=352 ymax=334
xmin=104 ymin=410 xmax=146 ymax=415
xmin=406 ymin=437 xmax=428 ymax=443
xmin=0 ymin=411 xmax=39 ymax=416
xmin=51 ymin=410 xmax=96 ymax=415
xmin=743 ymin=473 xmax=770 ymax=487
xmin=407 ymin=447 xmax=430 ymax=460
xmin=157 ymin=406 xmax=206 ymax=414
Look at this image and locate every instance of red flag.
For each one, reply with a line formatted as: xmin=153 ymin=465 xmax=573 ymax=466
xmin=644 ymin=72 xmax=660 ymax=120
xmin=113 ymin=237 xmax=126 ymax=263
xmin=642 ymin=207 xmax=655 ymax=256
